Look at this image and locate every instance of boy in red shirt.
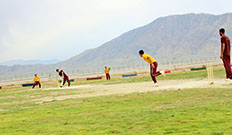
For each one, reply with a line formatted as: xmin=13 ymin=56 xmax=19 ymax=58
xmin=219 ymin=28 xmax=232 ymax=80
xmin=56 ymin=69 xmax=70 ymax=87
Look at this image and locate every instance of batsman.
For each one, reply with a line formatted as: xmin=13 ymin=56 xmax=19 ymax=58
xmin=56 ymin=69 xmax=71 ymax=88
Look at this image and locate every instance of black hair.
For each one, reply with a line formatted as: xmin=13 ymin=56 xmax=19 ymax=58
xmin=56 ymin=69 xmax=59 ymax=72
xmin=219 ymin=28 xmax=225 ymax=34
xmin=34 ymin=74 xmax=37 ymax=76
xmin=139 ymin=50 xmax=144 ymax=55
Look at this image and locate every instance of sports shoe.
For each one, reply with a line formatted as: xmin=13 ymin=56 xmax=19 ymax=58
xmin=60 ymin=86 xmax=63 ymax=88
xmin=225 ymin=78 xmax=231 ymax=81
xmin=160 ymin=71 xmax=166 ymax=76
xmin=154 ymin=83 xmax=159 ymax=87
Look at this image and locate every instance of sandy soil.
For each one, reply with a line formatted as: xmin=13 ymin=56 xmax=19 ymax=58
xmin=34 ymin=79 xmax=232 ymax=104
xmin=1 ymin=79 xmax=232 ymax=105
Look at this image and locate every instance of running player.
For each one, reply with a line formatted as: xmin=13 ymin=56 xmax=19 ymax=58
xmin=139 ymin=50 xmax=164 ymax=87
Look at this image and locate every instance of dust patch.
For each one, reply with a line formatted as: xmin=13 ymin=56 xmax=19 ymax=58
xmin=2 ymin=79 xmax=232 ymax=105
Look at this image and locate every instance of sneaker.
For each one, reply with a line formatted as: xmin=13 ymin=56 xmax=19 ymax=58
xmin=225 ymin=78 xmax=231 ymax=81
xmin=154 ymin=83 xmax=159 ymax=87
xmin=60 ymin=86 xmax=63 ymax=88
xmin=160 ymin=71 xmax=166 ymax=76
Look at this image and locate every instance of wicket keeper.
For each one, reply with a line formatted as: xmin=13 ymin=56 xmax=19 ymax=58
xmin=32 ymin=74 xmax=41 ymax=89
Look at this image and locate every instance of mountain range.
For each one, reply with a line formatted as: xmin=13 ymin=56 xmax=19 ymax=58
xmin=1 ymin=13 xmax=232 ymax=76
xmin=0 ymin=59 xmax=59 ymax=66
xmin=56 ymin=13 xmax=232 ymax=71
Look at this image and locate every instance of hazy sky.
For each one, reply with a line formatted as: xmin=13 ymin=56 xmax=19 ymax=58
xmin=1 ymin=0 xmax=232 ymax=62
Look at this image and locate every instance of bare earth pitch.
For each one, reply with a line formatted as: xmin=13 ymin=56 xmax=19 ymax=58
xmin=3 ymin=79 xmax=230 ymax=105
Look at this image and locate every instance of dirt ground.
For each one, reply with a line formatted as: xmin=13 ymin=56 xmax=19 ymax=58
xmin=1 ymin=79 xmax=232 ymax=105
xmin=35 ymin=79 xmax=232 ymax=104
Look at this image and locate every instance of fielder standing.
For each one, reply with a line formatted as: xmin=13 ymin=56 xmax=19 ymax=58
xmin=104 ymin=66 xmax=111 ymax=80
xmin=219 ymin=28 xmax=232 ymax=80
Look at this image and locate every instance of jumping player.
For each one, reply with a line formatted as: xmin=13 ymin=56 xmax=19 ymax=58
xmin=219 ymin=28 xmax=232 ymax=80
xmin=139 ymin=50 xmax=164 ymax=87
xmin=56 ymin=69 xmax=70 ymax=87
xmin=104 ymin=66 xmax=111 ymax=80
xmin=32 ymin=74 xmax=41 ymax=89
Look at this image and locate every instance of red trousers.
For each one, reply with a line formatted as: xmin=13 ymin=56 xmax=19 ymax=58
xmin=32 ymin=81 xmax=41 ymax=88
xmin=222 ymin=55 xmax=232 ymax=79
xmin=63 ymin=76 xmax=70 ymax=86
xmin=106 ymin=73 xmax=111 ymax=80
xmin=150 ymin=62 xmax=161 ymax=83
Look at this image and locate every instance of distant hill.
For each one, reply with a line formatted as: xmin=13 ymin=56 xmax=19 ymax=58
xmin=1 ymin=13 xmax=232 ymax=76
xmin=0 ymin=59 xmax=59 ymax=66
xmin=56 ymin=13 xmax=232 ymax=71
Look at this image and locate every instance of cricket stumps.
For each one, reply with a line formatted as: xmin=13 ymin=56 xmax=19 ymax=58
xmin=207 ymin=63 xmax=214 ymax=84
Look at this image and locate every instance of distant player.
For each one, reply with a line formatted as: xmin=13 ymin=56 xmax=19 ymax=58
xmin=139 ymin=50 xmax=164 ymax=87
xmin=32 ymin=74 xmax=41 ymax=89
xmin=219 ymin=28 xmax=232 ymax=80
xmin=104 ymin=66 xmax=111 ymax=80
xmin=56 ymin=69 xmax=70 ymax=87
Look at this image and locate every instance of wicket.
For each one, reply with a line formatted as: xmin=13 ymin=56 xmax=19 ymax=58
xmin=207 ymin=63 xmax=214 ymax=84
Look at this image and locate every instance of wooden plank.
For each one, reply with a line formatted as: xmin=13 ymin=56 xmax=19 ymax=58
xmin=86 ymin=77 xmax=102 ymax=80
xmin=191 ymin=67 xmax=206 ymax=71
xmin=165 ymin=71 xmax=171 ymax=74
xmin=22 ymin=83 xmax=37 ymax=87
xmin=59 ymin=79 xmax=74 ymax=83
xmin=122 ymin=74 xmax=137 ymax=77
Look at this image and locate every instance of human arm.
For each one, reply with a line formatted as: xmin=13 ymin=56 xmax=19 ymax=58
xmin=61 ymin=72 xmax=65 ymax=78
xmin=221 ymin=43 xmax=225 ymax=59
xmin=148 ymin=56 xmax=154 ymax=68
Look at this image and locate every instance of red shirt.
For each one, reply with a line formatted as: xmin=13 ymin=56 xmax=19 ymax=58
xmin=59 ymin=70 xmax=68 ymax=77
xmin=221 ymin=35 xmax=231 ymax=56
